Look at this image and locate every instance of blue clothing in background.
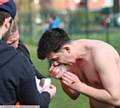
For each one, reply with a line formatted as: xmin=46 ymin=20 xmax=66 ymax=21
xmin=45 ymin=16 xmax=61 ymax=32
xmin=49 ymin=16 xmax=61 ymax=29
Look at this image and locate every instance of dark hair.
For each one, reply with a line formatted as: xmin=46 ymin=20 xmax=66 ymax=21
xmin=37 ymin=28 xmax=70 ymax=59
xmin=0 ymin=11 xmax=11 ymax=26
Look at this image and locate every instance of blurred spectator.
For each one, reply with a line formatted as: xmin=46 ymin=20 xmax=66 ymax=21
xmin=100 ymin=7 xmax=111 ymax=27
xmin=45 ymin=14 xmax=61 ymax=31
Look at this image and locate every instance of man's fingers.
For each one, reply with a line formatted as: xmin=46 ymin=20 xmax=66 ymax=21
xmin=62 ymin=72 xmax=76 ymax=81
xmin=61 ymin=72 xmax=78 ymax=86
xmin=49 ymin=67 xmax=61 ymax=78
xmin=61 ymin=77 xmax=75 ymax=85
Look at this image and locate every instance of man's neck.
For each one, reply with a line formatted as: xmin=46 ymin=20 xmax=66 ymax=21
xmin=77 ymin=45 xmax=88 ymax=59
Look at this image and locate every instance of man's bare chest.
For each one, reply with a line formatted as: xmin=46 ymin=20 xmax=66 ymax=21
xmin=75 ymin=60 xmax=103 ymax=88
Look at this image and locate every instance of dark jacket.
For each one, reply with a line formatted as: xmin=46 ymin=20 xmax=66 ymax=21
xmin=0 ymin=40 xmax=50 ymax=107
xmin=17 ymin=40 xmax=45 ymax=79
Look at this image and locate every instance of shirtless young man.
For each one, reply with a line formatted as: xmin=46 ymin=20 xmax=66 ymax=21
xmin=37 ymin=28 xmax=120 ymax=108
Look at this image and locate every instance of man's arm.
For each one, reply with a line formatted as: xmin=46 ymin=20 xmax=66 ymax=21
xmin=60 ymin=80 xmax=80 ymax=100
xmin=49 ymin=62 xmax=80 ymax=99
xmin=89 ymin=49 xmax=120 ymax=105
xmin=18 ymin=57 xmax=56 ymax=108
xmin=19 ymin=77 xmax=51 ymax=108
xmin=62 ymin=49 xmax=120 ymax=106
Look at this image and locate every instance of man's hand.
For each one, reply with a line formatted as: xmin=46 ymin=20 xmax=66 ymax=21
xmin=49 ymin=63 xmax=67 ymax=79
xmin=42 ymin=84 xmax=56 ymax=99
xmin=61 ymin=72 xmax=82 ymax=92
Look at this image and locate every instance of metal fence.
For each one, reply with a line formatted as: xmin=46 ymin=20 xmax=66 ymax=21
xmin=18 ymin=8 xmax=120 ymax=44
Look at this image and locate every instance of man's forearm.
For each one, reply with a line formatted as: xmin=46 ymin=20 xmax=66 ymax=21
xmin=61 ymin=81 xmax=80 ymax=100
xmin=79 ymin=83 xmax=120 ymax=106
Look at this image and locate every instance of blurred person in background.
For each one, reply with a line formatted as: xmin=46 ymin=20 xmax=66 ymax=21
xmin=0 ymin=0 xmax=56 ymax=107
xmin=46 ymin=14 xmax=61 ymax=31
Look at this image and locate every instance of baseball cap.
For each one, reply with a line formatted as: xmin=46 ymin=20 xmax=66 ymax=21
xmin=0 ymin=0 xmax=16 ymax=19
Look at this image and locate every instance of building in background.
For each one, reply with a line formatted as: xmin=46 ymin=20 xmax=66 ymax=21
xmin=88 ymin=0 xmax=111 ymax=11
xmin=16 ymin=0 xmax=120 ymax=12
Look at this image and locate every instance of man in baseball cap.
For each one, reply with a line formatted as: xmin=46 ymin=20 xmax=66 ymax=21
xmin=0 ymin=0 xmax=16 ymax=19
xmin=0 ymin=0 xmax=56 ymax=106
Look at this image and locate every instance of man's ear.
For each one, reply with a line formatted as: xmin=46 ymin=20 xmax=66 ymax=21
xmin=3 ymin=17 xmax=11 ymax=30
xmin=62 ymin=44 xmax=71 ymax=54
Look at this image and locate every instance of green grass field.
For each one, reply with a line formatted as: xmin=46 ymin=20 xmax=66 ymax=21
xmin=25 ymin=32 xmax=120 ymax=108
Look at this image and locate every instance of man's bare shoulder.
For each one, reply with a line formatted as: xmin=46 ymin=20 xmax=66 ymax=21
xmin=75 ymin=39 xmax=111 ymax=48
xmin=74 ymin=39 xmax=119 ymax=61
xmin=91 ymin=40 xmax=119 ymax=59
